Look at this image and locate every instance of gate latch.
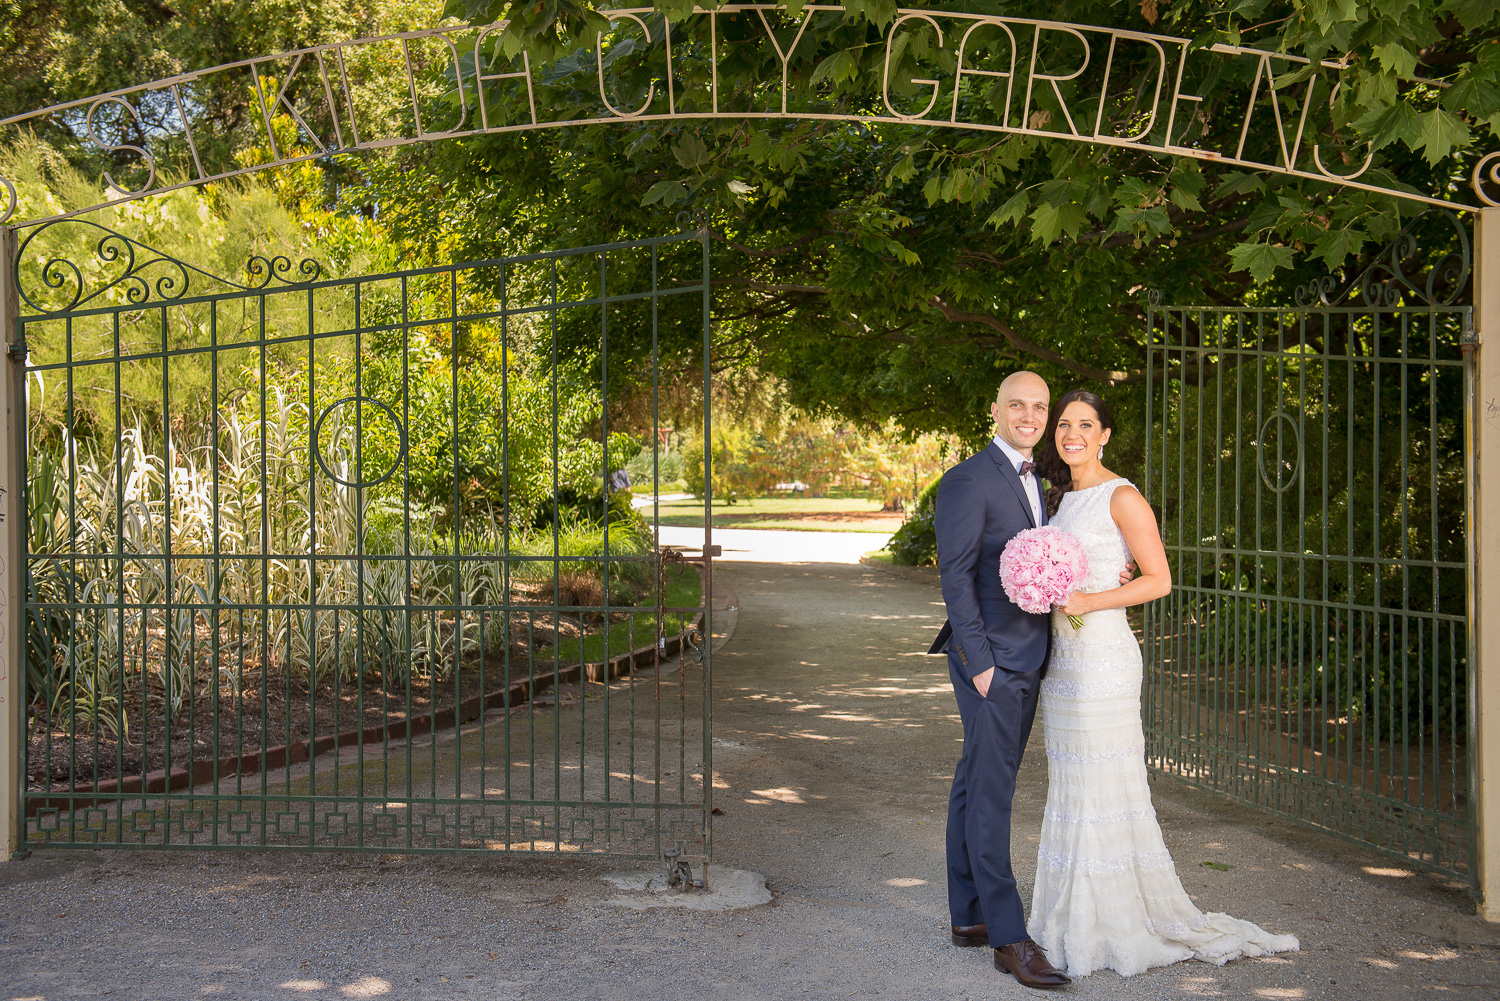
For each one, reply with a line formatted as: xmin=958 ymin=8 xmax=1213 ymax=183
xmin=684 ymin=627 xmax=706 ymax=664
xmin=663 ymin=848 xmax=703 ymax=891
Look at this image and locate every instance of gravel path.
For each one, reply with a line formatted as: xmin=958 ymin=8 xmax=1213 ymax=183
xmin=2 ymin=529 xmax=1496 ymax=999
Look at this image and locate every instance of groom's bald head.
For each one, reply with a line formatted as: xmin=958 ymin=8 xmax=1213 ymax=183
xmin=991 ymin=371 xmax=1051 ymax=456
xmin=996 ymin=371 xmax=1049 ymax=405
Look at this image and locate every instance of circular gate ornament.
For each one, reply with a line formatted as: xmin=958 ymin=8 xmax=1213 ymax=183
xmin=312 ymin=396 xmax=406 ymax=489
xmin=1256 ymin=412 xmax=1303 ymax=495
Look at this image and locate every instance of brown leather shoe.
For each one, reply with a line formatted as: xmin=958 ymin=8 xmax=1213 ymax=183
xmin=951 ymin=923 xmax=988 ymax=947
xmin=994 ymin=939 xmax=1071 ymax=988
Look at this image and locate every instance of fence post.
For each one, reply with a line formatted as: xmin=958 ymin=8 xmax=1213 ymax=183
xmin=0 ymin=226 xmax=21 ymax=860
xmin=1475 ymin=207 xmax=1500 ymax=920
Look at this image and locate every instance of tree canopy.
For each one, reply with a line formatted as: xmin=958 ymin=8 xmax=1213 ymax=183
xmin=367 ymin=0 xmax=1497 ymax=439
xmin=6 ymin=1 xmax=1498 ymax=442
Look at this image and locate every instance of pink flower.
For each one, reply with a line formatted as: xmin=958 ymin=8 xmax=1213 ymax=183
xmin=999 ymin=526 xmax=1089 ymax=616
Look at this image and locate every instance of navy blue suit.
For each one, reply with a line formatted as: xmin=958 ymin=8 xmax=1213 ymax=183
xmin=930 ymin=442 xmax=1050 ymax=947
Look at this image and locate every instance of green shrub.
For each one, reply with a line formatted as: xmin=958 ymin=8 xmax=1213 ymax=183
xmin=625 ymin=447 xmax=686 ymax=487
xmin=885 ymin=475 xmax=941 ymax=566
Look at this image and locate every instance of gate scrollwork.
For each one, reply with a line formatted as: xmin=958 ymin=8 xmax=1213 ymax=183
xmin=14 ymin=219 xmax=323 ymax=315
xmin=1293 ymin=207 xmax=1470 ymax=309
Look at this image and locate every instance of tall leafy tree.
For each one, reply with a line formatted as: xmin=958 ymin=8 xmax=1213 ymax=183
xmin=0 ymin=0 xmax=443 ymax=186
xmin=386 ymin=0 xmax=1500 ymax=439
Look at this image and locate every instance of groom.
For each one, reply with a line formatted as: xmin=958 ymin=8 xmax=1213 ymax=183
xmin=928 ymin=370 xmax=1070 ymax=989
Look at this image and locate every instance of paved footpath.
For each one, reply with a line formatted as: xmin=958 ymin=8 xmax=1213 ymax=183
xmin=3 ymin=528 xmax=1498 ymax=1000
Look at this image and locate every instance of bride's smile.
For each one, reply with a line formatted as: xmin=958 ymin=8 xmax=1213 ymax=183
xmin=1052 ymin=400 xmax=1113 ymax=483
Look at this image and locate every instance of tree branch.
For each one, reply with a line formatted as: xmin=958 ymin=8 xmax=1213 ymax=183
xmin=929 ymin=297 xmax=1146 ymax=385
xmin=710 ymin=229 xmax=830 ymax=258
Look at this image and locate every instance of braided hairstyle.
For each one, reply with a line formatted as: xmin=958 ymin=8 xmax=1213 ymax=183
xmin=1037 ymin=388 xmax=1113 ymax=517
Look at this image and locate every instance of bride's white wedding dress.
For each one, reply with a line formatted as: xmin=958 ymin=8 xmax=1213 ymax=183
xmin=1028 ymin=477 xmax=1300 ymax=977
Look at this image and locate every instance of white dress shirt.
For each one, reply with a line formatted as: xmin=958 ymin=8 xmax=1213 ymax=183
xmin=993 ymin=435 xmax=1042 ymax=526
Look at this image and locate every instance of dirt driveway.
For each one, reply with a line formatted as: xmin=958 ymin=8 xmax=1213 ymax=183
xmin=2 ymin=529 xmax=1497 ymax=1000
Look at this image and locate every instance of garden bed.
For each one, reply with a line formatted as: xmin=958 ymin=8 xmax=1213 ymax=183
xmin=26 ymin=565 xmax=704 ymax=807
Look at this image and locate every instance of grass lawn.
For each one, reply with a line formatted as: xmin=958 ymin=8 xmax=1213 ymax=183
xmin=551 ymin=565 xmax=702 ymax=664
xmin=643 ymin=495 xmax=901 ymax=533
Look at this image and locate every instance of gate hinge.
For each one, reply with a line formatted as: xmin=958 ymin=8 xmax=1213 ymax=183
xmin=6 ymin=339 xmax=25 ymax=361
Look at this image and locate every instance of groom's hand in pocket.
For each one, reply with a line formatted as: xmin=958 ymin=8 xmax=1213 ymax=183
xmin=974 ymin=667 xmax=994 ymax=698
xmin=1119 ymin=560 xmax=1138 ymax=587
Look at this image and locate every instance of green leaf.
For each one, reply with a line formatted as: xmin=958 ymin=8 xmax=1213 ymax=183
xmin=1443 ymin=65 xmax=1500 ymax=124
xmin=1212 ymin=172 xmax=1267 ymax=200
xmin=641 ymin=179 xmax=685 ymax=206
xmin=1308 ymin=0 xmax=1358 ymax=32
xmin=673 ymin=133 xmax=711 ymax=170
xmin=1413 ymin=108 xmax=1472 ymax=164
xmin=1314 ymin=225 xmax=1365 ymax=271
xmin=922 ymin=174 xmax=943 ymax=205
xmin=1227 ymin=241 xmax=1295 ymax=282
xmin=811 ymin=49 xmax=859 ymax=86
xmin=658 ymin=0 xmax=696 ymax=20
xmin=1029 ymin=201 xmax=1087 ymax=244
xmin=1353 ymin=101 xmax=1423 ymax=152
xmin=1372 ymin=43 xmax=1417 ymax=79
xmin=1354 ymin=69 xmax=1399 ymax=110
xmin=889 ymin=153 xmax=917 ymax=185
xmin=1201 ymin=861 xmax=1235 ymax=872
xmin=1169 ymin=160 xmax=1207 ymax=195
xmin=1169 ymin=186 xmax=1204 ymax=213
xmin=1113 ymin=176 xmax=1158 ymax=207
xmin=1446 ymin=0 xmax=1500 ymax=31
xmin=985 ymin=191 xmax=1030 ymax=229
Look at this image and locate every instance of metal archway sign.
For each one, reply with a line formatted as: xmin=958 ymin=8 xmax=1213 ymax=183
xmin=2 ymin=5 xmax=1498 ymax=227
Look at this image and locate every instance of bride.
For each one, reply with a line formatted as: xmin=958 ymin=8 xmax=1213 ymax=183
xmin=1029 ymin=388 xmax=1300 ymax=978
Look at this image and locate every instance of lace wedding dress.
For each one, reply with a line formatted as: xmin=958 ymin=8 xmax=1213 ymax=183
xmin=1028 ymin=478 xmax=1300 ymax=977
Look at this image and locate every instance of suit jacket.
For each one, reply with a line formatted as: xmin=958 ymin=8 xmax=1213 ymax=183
xmin=928 ymin=442 xmax=1050 ymax=677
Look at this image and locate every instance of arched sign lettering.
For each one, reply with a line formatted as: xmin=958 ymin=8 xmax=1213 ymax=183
xmin=3 ymin=5 xmax=1496 ymax=227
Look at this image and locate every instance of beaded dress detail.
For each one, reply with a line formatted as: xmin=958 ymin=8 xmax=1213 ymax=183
xmin=1028 ymin=478 xmax=1300 ymax=977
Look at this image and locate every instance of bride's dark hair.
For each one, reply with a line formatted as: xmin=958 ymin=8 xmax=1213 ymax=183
xmin=1038 ymin=389 xmax=1113 ymax=517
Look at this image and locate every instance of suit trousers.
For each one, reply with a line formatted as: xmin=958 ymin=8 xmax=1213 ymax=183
xmin=945 ymin=652 xmax=1042 ymax=948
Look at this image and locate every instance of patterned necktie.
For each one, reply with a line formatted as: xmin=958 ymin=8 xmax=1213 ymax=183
xmin=1018 ymin=460 xmax=1035 ymax=477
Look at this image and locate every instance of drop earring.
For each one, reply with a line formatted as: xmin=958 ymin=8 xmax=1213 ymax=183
xmin=1097 ymin=447 xmax=1105 ymax=460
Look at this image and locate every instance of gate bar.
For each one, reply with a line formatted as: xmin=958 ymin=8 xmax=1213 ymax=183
xmin=1474 ymin=207 xmax=1500 ymax=922
xmin=0 ymin=226 xmax=22 ymax=860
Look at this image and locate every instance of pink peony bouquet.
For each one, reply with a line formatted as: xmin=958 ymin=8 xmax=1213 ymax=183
xmin=999 ymin=526 xmax=1089 ymax=629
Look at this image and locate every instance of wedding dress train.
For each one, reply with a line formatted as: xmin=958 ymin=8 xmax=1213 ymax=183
xmin=1028 ymin=478 xmax=1300 ymax=977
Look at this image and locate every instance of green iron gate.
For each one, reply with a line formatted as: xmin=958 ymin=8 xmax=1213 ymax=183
xmin=1142 ymin=209 xmax=1475 ymax=887
xmin=13 ymin=221 xmax=714 ymax=858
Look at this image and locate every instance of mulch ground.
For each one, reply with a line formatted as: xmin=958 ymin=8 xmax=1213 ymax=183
xmin=24 ymin=582 xmax=641 ymax=792
xmin=25 ymin=642 xmax=592 ymax=790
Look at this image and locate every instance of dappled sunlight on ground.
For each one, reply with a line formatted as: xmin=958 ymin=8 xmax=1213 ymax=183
xmin=745 ymin=787 xmax=814 ymax=804
xmin=260 ymin=977 xmax=392 ymax=996
xmin=1170 ymin=974 xmax=1225 ymax=996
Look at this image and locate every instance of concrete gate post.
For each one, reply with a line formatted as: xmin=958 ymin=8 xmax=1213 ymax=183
xmin=0 ymin=226 xmax=21 ymax=860
xmin=1476 ymin=208 xmax=1500 ymax=920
